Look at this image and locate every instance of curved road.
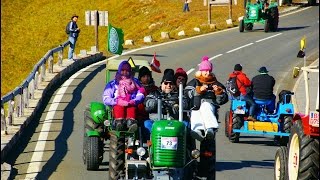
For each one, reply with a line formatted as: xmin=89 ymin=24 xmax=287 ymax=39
xmin=8 ymin=6 xmax=319 ymax=180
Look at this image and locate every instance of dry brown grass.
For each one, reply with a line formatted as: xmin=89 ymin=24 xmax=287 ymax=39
xmin=0 ymin=0 xmax=300 ymax=96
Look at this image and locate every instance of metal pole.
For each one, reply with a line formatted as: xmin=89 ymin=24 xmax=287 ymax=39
xmin=303 ymin=48 xmax=306 ymax=67
xmin=95 ymin=10 xmax=99 ymax=52
xmin=208 ymin=0 xmax=211 ymax=24
xmin=229 ymin=0 xmax=232 ymax=19
xmin=179 ymin=83 xmax=183 ymax=122
xmin=157 ymin=97 xmax=162 ymax=120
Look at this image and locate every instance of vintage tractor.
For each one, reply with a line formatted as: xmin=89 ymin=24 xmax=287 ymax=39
xmin=225 ymin=90 xmax=295 ymax=145
xmin=240 ymin=0 xmax=279 ymax=32
xmin=82 ymin=58 xmax=152 ymax=179
xmin=274 ymin=65 xmax=319 ymax=180
xmin=146 ymin=83 xmax=204 ymax=179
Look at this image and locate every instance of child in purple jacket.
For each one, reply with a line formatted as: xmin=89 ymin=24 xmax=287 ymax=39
xmin=102 ymin=61 xmax=145 ymax=132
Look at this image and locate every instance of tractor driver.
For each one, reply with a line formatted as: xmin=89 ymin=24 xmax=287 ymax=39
xmin=251 ymin=66 xmax=276 ymax=114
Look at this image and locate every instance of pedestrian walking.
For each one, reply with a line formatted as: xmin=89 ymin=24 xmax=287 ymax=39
xmin=67 ymin=14 xmax=80 ymax=61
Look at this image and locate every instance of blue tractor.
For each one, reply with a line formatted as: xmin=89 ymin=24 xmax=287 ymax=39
xmin=225 ymin=90 xmax=295 ymax=145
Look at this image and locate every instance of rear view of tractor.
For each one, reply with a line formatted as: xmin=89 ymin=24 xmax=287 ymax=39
xmin=274 ymin=65 xmax=319 ymax=180
xmin=240 ymin=0 xmax=279 ymax=32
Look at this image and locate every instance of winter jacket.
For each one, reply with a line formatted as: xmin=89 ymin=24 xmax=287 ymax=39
xmin=228 ymin=71 xmax=251 ymax=96
xmin=185 ymin=73 xmax=228 ymax=110
xmin=102 ymin=78 xmax=144 ymax=106
xmin=68 ymin=21 xmax=80 ymax=38
xmin=251 ymin=73 xmax=275 ymax=99
xmin=136 ymin=80 xmax=159 ymax=121
xmin=144 ymin=89 xmax=189 ymax=120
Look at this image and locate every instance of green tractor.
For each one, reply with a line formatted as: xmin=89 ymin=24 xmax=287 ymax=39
xmin=82 ymin=58 xmax=152 ymax=179
xmin=240 ymin=0 xmax=279 ymax=32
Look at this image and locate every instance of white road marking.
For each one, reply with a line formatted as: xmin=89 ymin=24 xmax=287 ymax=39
xmin=25 ymin=67 xmax=94 ymax=179
xmin=280 ymin=6 xmax=312 ymax=17
xmin=255 ymin=33 xmax=282 ymax=42
xmin=209 ymin=54 xmax=223 ymax=61
xmin=226 ymin=43 xmax=254 ymax=53
xmin=187 ymin=68 xmax=195 ymax=75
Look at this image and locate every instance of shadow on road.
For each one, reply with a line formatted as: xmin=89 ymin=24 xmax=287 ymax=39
xmin=216 ymin=159 xmax=274 ymax=171
xmin=31 ymin=63 xmax=106 ymax=179
xmin=253 ymin=26 xmax=309 ymax=32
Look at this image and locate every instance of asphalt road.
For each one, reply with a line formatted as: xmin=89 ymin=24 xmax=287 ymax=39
xmin=7 ymin=6 xmax=319 ymax=180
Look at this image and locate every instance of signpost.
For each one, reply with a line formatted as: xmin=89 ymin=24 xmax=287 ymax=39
xmin=85 ymin=10 xmax=109 ymax=52
xmin=207 ymin=0 xmax=237 ymax=24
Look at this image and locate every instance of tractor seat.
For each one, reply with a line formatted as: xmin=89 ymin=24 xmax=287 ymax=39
xmin=254 ymin=98 xmax=272 ymax=105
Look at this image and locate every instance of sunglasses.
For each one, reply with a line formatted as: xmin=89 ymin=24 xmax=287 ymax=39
xmin=164 ymin=81 xmax=173 ymax=85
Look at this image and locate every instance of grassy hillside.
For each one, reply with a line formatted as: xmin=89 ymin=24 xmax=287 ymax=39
xmin=1 ymin=0 xmax=290 ymax=96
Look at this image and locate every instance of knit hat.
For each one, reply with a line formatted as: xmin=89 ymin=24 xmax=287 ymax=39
xmin=161 ymin=69 xmax=175 ymax=83
xmin=174 ymin=68 xmax=188 ymax=82
xmin=234 ymin=64 xmax=243 ymax=71
xmin=71 ymin=14 xmax=79 ymax=19
xmin=199 ymin=56 xmax=213 ymax=72
xmin=258 ymin=66 xmax=269 ymax=73
xmin=138 ymin=66 xmax=152 ymax=80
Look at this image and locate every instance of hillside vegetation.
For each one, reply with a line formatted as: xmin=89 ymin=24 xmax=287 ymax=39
xmin=1 ymin=0 xmax=288 ymax=96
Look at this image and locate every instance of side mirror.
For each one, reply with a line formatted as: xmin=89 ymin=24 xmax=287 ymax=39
xmin=292 ymin=66 xmax=300 ymax=78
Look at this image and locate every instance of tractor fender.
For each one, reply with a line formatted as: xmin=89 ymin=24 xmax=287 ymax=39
xmin=86 ymin=130 xmax=100 ymax=137
xmin=90 ymin=102 xmax=107 ymax=124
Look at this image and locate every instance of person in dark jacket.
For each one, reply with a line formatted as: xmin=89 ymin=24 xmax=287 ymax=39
xmin=185 ymin=56 xmax=228 ymax=141
xmin=144 ymin=69 xmax=189 ymax=133
xmin=251 ymin=66 xmax=276 ymax=113
xmin=68 ymin=14 xmax=80 ymax=61
xmin=228 ymin=64 xmax=257 ymax=121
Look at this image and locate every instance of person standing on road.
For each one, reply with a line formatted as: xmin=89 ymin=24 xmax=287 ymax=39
xmin=251 ymin=66 xmax=276 ymax=113
xmin=68 ymin=14 xmax=80 ymax=61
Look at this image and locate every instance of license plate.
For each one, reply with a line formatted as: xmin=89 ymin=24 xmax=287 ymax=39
xmin=161 ymin=137 xmax=178 ymax=150
xmin=309 ymin=111 xmax=319 ymax=127
xmin=234 ymin=109 xmax=245 ymax=114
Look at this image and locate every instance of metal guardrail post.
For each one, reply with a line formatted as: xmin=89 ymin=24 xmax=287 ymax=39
xmin=29 ymin=79 xmax=35 ymax=99
xmin=40 ymin=63 xmax=46 ymax=82
xmin=23 ymin=86 xmax=29 ymax=108
xmin=58 ymin=46 xmax=63 ymax=66
xmin=1 ymin=106 xmax=8 ymax=135
xmin=35 ymin=71 xmax=39 ymax=90
xmin=8 ymin=100 xmax=14 ymax=126
xmin=48 ymin=54 xmax=54 ymax=73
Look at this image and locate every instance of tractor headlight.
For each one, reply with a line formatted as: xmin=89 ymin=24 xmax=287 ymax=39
xmin=191 ymin=149 xmax=200 ymax=159
xmin=137 ymin=147 xmax=146 ymax=156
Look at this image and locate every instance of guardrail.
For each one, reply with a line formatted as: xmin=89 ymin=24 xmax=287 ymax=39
xmin=0 ymin=41 xmax=70 ymax=135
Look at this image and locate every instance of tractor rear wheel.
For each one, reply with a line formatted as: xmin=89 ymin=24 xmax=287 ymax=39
xmin=229 ymin=114 xmax=242 ymax=143
xmin=239 ymin=20 xmax=244 ymax=32
xmin=264 ymin=19 xmax=270 ymax=32
xmin=274 ymin=146 xmax=288 ymax=180
xmin=109 ymin=131 xmax=125 ymax=180
xmin=86 ymin=136 xmax=100 ymax=170
xmin=225 ymin=111 xmax=230 ymax=137
xmin=288 ymin=120 xmax=319 ymax=180
xmin=269 ymin=7 xmax=279 ymax=32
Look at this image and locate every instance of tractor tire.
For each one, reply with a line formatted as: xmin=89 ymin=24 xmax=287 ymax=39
xmin=270 ymin=7 xmax=279 ymax=32
xmin=274 ymin=146 xmax=288 ymax=180
xmin=225 ymin=111 xmax=230 ymax=137
xmin=288 ymin=120 xmax=319 ymax=180
xmin=245 ymin=23 xmax=253 ymax=31
xmin=198 ymin=136 xmax=216 ymax=180
xmin=264 ymin=19 xmax=270 ymax=32
xmin=283 ymin=116 xmax=293 ymax=133
xmin=239 ymin=20 xmax=244 ymax=32
xmin=86 ymin=136 xmax=100 ymax=170
xmin=109 ymin=131 xmax=125 ymax=180
xmin=308 ymin=0 xmax=317 ymax=6
xmin=229 ymin=114 xmax=242 ymax=143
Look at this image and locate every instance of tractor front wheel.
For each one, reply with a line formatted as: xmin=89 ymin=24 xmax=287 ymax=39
xmin=245 ymin=23 xmax=253 ymax=31
xmin=225 ymin=111 xmax=230 ymax=137
xmin=288 ymin=120 xmax=319 ymax=180
xmin=86 ymin=136 xmax=100 ymax=170
xmin=229 ymin=114 xmax=242 ymax=143
xmin=264 ymin=19 xmax=270 ymax=32
xmin=274 ymin=146 xmax=288 ymax=180
xmin=239 ymin=20 xmax=245 ymax=32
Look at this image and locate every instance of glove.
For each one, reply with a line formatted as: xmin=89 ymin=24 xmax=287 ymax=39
xmin=129 ymin=100 xmax=135 ymax=106
xmin=172 ymin=104 xmax=179 ymax=115
xmin=117 ymin=98 xmax=129 ymax=106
